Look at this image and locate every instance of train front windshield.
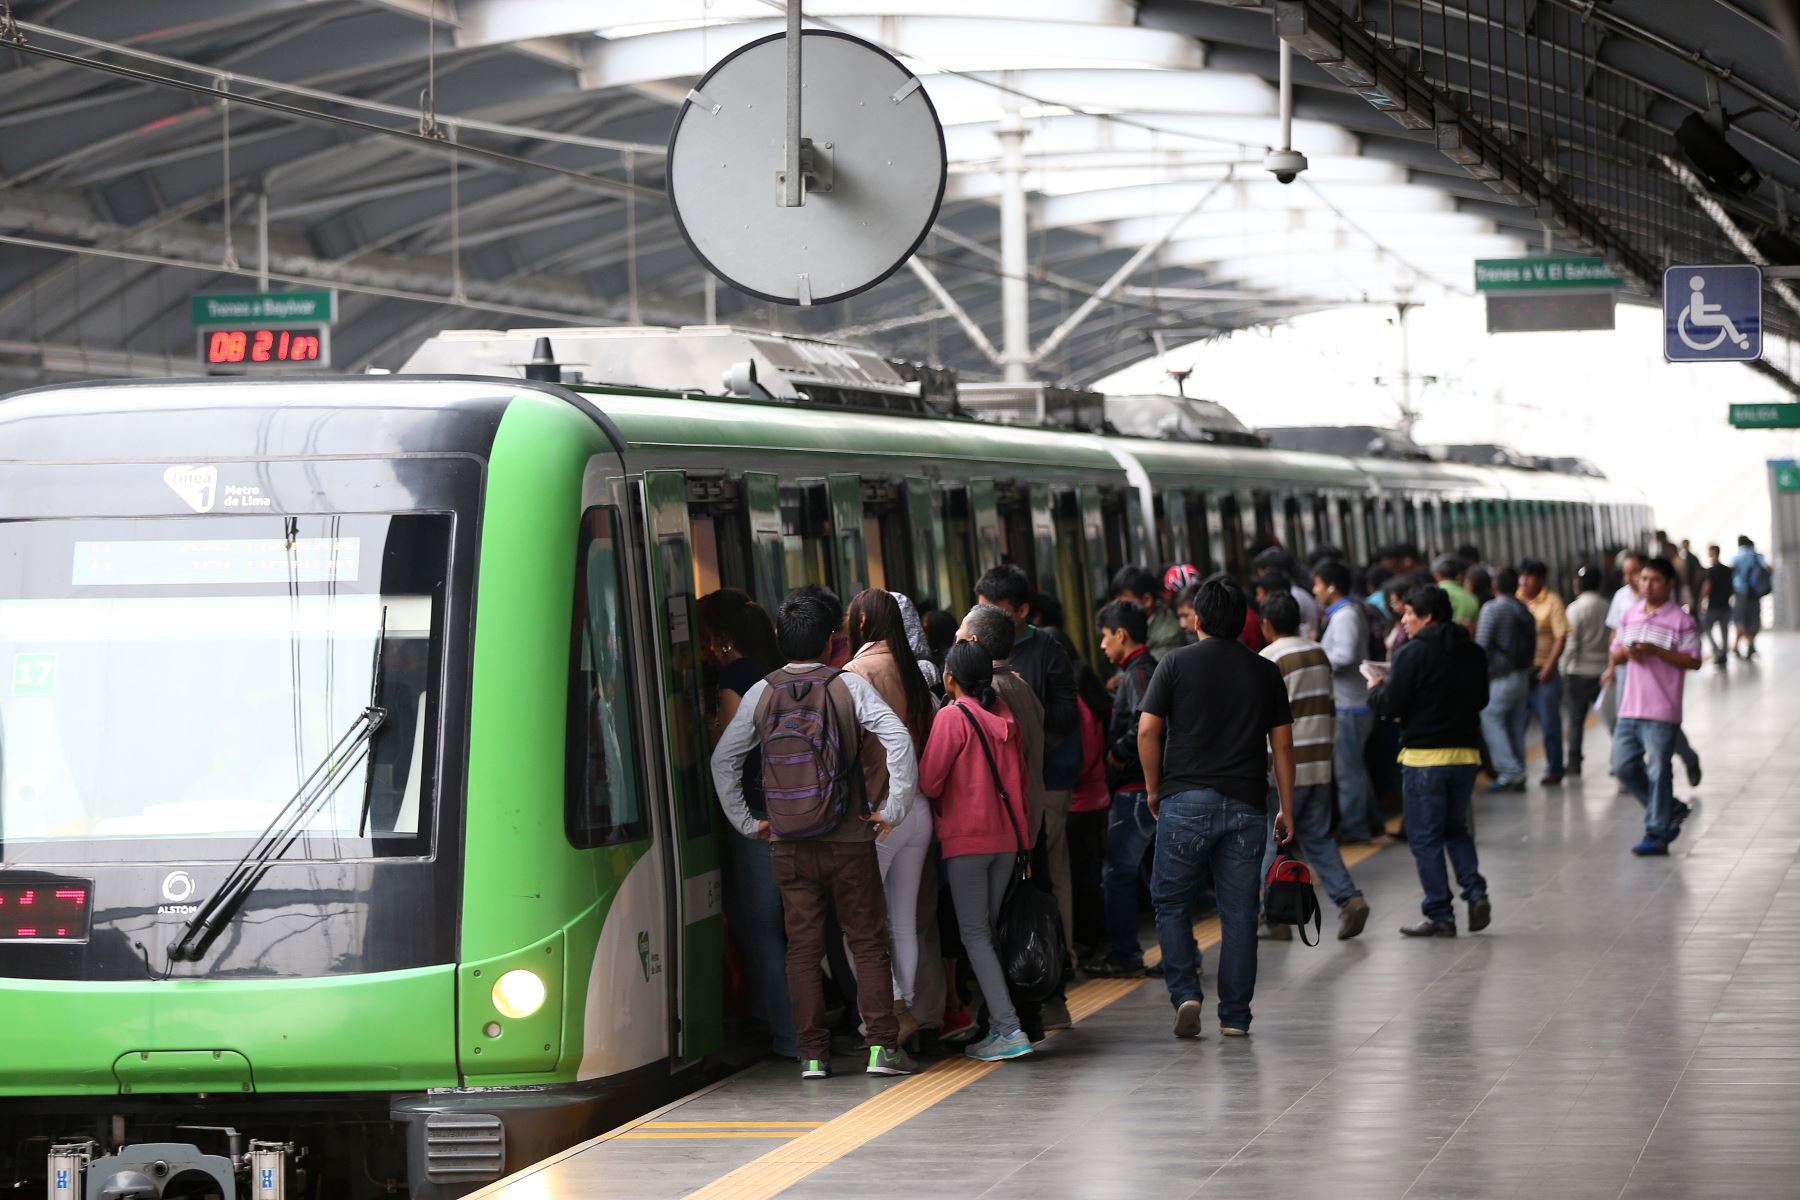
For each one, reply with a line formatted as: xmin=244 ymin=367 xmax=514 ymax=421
xmin=0 ymin=513 xmax=447 ymax=864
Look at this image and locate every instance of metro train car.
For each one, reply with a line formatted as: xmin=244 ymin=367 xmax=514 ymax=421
xmin=0 ymin=327 xmax=1650 ymax=1199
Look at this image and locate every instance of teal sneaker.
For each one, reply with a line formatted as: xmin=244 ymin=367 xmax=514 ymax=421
xmin=966 ymin=1029 xmax=1034 ymax=1061
xmin=866 ymin=1045 xmax=915 ymax=1076
xmin=800 ymin=1058 xmax=830 ymax=1079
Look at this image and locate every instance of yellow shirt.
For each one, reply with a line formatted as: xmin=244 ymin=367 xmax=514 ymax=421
xmin=1525 ymin=589 xmax=1570 ymax=670
xmin=1398 ymin=747 xmax=1482 ymax=767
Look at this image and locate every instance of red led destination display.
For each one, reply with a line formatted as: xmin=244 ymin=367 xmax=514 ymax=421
xmin=199 ymin=325 xmax=331 ymax=369
xmin=0 ymin=879 xmax=92 ymax=943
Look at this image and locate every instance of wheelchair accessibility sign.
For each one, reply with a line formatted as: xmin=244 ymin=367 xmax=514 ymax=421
xmin=1664 ymin=264 xmax=1761 ymax=362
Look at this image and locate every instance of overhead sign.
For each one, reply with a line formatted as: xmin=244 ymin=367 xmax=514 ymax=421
xmin=1474 ymin=257 xmax=1621 ymax=292
xmin=190 ymin=290 xmax=336 ymax=327
xmin=1774 ymin=461 xmax=1800 ymax=492
xmin=1664 ymin=265 xmax=1761 ymax=362
xmin=1730 ymin=402 xmax=1800 ymax=429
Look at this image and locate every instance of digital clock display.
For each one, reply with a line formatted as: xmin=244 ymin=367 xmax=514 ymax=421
xmin=200 ymin=325 xmax=330 ymax=369
xmin=0 ymin=878 xmax=93 ymax=943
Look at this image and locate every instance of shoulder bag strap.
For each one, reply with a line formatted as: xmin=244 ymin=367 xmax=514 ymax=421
xmin=955 ymin=702 xmax=1028 ymax=857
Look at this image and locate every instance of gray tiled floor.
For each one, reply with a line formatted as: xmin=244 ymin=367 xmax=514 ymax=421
xmin=487 ymin=635 xmax=1800 ymax=1199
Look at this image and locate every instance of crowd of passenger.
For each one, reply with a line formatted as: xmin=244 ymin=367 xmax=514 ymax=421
xmin=700 ymin=528 xmax=1775 ymax=1077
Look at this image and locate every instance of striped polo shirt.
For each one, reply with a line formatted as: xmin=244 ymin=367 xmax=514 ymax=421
xmin=1260 ymin=635 xmax=1336 ymax=787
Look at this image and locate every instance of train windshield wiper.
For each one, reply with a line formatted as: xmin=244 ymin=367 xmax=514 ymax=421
xmin=165 ymin=704 xmax=387 ymax=965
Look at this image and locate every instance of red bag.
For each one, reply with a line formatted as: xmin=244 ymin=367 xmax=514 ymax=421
xmin=1263 ymin=852 xmax=1323 ymax=946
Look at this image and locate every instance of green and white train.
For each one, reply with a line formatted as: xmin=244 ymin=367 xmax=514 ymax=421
xmin=0 ymin=326 xmax=1648 ymax=1199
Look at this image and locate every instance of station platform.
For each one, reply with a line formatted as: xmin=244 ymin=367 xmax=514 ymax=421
xmin=478 ymin=637 xmax=1800 ymax=1200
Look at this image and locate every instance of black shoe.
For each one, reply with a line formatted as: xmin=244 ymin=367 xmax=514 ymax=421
xmin=1686 ymin=758 xmax=1702 ymax=788
xmin=1399 ymin=919 xmax=1457 ymax=938
xmin=1540 ymin=773 xmax=1563 ymax=786
xmin=1467 ymin=897 xmax=1492 ymax=933
xmin=1567 ymin=764 xmax=1583 ymax=777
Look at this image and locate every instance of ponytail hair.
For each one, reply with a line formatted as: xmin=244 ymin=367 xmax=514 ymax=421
xmin=943 ymin=640 xmax=997 ymax=709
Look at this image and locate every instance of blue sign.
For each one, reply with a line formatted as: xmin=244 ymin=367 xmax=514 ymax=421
xmin=1664 ymin=264 xmax=1762 ymax=362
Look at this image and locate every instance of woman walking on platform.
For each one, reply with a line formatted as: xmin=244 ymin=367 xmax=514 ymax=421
xmin=917 ymin=641 xmax=1036 ymax=1062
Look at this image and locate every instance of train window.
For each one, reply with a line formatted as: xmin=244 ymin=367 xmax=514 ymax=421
xmin=1337 ymin=498 xmax=1359 ymax=563
xmin=1218 ymin=494 xmax=1248 ymax=580
xmin=781 ymin=482 xmax=832 ymax=589
xmin=1184 ymin=493 xmax=1215 ymax=575
xmin=1251 ymin=491 xmax=1277 ymax=555
xmin=942 ymin=485 xmax=975 ymax=610
xmin=1100 ymin=487 xmax=1129 ymax=578
xmin=567 ymin=506 xmax=646 ymax=848
xmin=1052 ymin=490 xmax=1095 ymax=662
xmin=1282 ymin=495 xmax=1305 ymax=558
xmin=998 ymin=483 xmax=1032 ymax=577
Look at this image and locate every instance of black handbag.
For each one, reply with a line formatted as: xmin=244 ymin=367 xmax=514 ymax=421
xmin=1263 ymin=849 xmax=1323 ymax=946
xmin=956 ymin=704 xmax=1067 ymax=1004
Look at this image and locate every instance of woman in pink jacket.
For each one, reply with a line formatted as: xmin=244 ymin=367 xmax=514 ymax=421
xmin=917 ymin=641 xmax=1034 ymax=1062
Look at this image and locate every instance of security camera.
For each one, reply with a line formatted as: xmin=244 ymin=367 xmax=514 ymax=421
xmin=1264 ymin=147 xmax=1308 ymax=184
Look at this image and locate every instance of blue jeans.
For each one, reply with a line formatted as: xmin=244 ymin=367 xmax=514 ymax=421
xmin=1152 ymin=789 xmax=1263 ymax=1030
xmin=1527 ymin=670 xmax=1564 ymax=775
xmin=1262 ymin=783 xmax=1362 ymax=908
xmin=1612 ymin=717 xmax=1679 ymax=841
xmin=1102 ymin=789 xmax=1155 ymax=964
xmin=1481 ymin=669 xmax=1531 ymax=783
xmin=1401 ymin=764 xmax=1487 ymax=925
xmin=726 ymin=828 xmax=797 ymax=1057
xmin=1334 ymin=707 xmax=1379 ymax=839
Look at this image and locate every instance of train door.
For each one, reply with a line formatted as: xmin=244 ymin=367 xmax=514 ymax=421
xmin=639 ymin=470 xmax=723 ymax=1067
xmin=1183 ymin=491 xmax=1216 ymax=576
xmin=941 ymin=484 xmax=975 ymax=609
xmin=904 ymin=476 xmax=944 ymax=609
xmin=969 ymin=477 xmax=1003 ymax=573
xmin=827 ymin=474 xmax=870 ymax=596
xmin=742 ymin=471 xmax=787 ymax=618
xmin=569 ymin=483 xmax=671 ymax=1082
xmin=1281 ymin=493 xmax=1305 ymax=557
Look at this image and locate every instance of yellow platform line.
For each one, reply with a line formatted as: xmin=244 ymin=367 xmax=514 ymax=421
xmin=616 ymin=1132 xmax=810 ymax=1140
xmin=682 ymin=822 xmax=1406 ymax=1200
xmin=641 ymin=1121 xmax=824 ymax=1129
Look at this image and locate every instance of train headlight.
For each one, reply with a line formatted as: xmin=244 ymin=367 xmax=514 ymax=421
xmin=492 ymin=969 xmax=546 ymax=1019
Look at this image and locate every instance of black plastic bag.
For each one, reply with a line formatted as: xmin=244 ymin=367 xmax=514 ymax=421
xmin=1000 ymin=865 xmax=1067 ymax=1005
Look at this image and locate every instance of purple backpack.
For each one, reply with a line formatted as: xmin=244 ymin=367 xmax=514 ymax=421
xmin=754 ymin=666 xmax=861 ymax=839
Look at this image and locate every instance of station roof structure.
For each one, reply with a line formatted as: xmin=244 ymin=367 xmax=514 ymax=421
xmin=1 ymin=0 xmax=1798 ymax=387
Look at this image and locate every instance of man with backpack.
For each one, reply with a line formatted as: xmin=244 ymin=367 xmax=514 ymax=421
xmin=1730 ymin=535 xmax=1772 ymax=661
xmin=711 ymin=590 xmax=921 ymax=1080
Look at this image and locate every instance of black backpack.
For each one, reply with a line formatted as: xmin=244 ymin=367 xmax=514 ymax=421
xmin=1263 ymin=850 xmax=1323 ymax=946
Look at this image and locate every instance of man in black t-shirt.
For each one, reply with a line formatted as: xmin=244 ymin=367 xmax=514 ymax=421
xmin=1698 ymin=544 xmax=1734 ymax=667
xmin=1139 ymin=578 xmax=1296 ymax=1041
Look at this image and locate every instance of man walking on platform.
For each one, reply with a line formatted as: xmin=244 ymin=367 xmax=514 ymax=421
xmin=1561 ymin=567 xmax=1610 ymax=777
xmin=1369 ymin=583 xmax=1491 ymax=938
xmin=1138 ymin=578 xmax=1295 ymax=1039
xmin=1606 ymin=558 xmax=1702 ymax=856
xmin=1257 ymin=592 xmax=1370 ymax=941
xmin=1476 ymin=567 xmax=1536 ymax=793
xmin=711 ymin=590 xmax=920 ymax=1080
xmin=1699 ymin=544 xmax=1734 ymax=667
xmin=1517 ymin=559 xmax=1570 ymax=785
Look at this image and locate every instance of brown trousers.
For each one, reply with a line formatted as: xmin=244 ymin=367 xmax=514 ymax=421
xmin=771 ymin=839 xmax=901 ymax=1058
